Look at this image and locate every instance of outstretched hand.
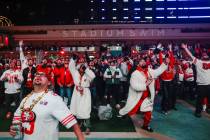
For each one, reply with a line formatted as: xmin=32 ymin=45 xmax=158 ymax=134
xmin=19 ymin=40 xmax=23 ymax=47
xmin=168 ymin=43 xmax=172 ymax=51
xmin=157 ymin=43 xmax=162 ymax=50
xmin=181 ymin=43 xmax=187 ymax=49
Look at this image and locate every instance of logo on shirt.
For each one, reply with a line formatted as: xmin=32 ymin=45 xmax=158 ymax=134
xmin=40 ymin=101 xmax=48 ymax=105
xmin=203 ymin=63 xmax=210 ymax=70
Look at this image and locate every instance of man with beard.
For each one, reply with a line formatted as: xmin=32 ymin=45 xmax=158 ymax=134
xmin=10 ymin=71 xmax=85 ymax=140
xmin=36 ymin=58 xmax=53 ymax=85
xmin=182 ymin=44 xmax=210 ymax=118
xmin=22 ymin=59 xmax=36 ymax=98
xmin=36 ymin=58 xmax=51 ymax=76
xmin=53 ymin=58 xmax=65 ymax=95
xmin=119 ymin=57 xmax=170 ymax=132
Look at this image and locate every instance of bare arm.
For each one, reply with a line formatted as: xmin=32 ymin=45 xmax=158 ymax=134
xmin=181 ymin=43 xmax=195 ymax=61
xmin=72 ymin=124 xmax=85 ymax=140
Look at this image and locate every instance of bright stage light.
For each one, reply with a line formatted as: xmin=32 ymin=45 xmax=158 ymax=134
xmin=123 ymin=8 xmax=129 ymax=11
xmin=156 ymin=17 xmax=165 ymax=18
xmin=134 ymin=8 xmax=141 ymax=10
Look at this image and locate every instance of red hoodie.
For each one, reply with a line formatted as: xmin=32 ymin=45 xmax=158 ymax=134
xmin=56 ymin=67 xmax=74 ymax=87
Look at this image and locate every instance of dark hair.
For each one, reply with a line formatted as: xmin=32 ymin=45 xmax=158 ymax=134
xmin=124 ymin=56 xmax=129 ymax=61
xmin=80 ymin=64 xmax=86 ymax=71
xmin=165 ymin=54 xmax=169 ymax=58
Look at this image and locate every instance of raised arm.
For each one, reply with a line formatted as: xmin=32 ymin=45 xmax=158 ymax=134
xmin=159 ymin=51 xmax=163 ymax=64
xmin=19 ymin=40 xmax=28 ymax=71
xmin=69 ymin=58 xmax=80 ymax=86
xmin=181 ymin=43 xmax=195 ymax=61
xmin=149 ymin=63 xmax=168 ymax=79
xmin=168 ymin=44 xmax=175 ymax=68
xmin=69 ymin=58 xmax=77 ymax=74
xmin=85 ymin=67 xmax=96 ymax=82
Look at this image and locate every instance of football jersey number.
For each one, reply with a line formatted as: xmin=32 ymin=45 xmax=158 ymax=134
xmin=23 ymin=121 xmax=35 ymax=135
xmin=21 ymin=110 xmax=36 ymax=135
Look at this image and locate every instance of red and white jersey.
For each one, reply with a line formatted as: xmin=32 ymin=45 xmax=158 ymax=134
xmin=13 ymin=90 xmax=77 ymax=140
xmin=193 ymin=58 xmax=210 ymax=85
xmin=0 ymin=69 xmax=23 ymax=94
xmin=184 ymin=68 xmax=194 ymax=82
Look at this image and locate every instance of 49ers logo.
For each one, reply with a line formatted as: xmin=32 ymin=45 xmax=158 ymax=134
xmin=203 ymin=63 xmax=210 ymax=70
xmin=21 ymin=109 xmax=36 ymax=135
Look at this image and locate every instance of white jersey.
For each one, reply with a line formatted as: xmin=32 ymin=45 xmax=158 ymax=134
xmin=13 ymin=91 xmax=77 ymax=140
xmin=184 ymin=68 xmax=194 ymax=82
xmin=178 ymin=73 xmax=184 ymax=82
xmin=0 ymin=69 xmax=23 ymax=94
xmin=193 ymin=58 xmax=210 ymax=85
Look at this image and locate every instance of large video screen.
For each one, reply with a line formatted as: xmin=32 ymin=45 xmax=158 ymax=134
xmin=89 ymin=0 xmax=210 ymax=24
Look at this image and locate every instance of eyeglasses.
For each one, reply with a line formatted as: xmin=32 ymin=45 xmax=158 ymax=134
xmin=34 ymin=72 xmax=46 ymax=77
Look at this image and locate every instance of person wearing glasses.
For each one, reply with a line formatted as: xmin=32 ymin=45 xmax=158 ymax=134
xmin=10 ymin=71 xmax=85 ymax=140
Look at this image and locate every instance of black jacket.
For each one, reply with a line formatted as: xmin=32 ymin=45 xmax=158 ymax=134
xmin=22 ymin=67 xmax=36 ymax=87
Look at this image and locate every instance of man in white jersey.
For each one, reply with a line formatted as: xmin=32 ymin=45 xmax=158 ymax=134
xmin=182 ymin=44 xmax=210 ymax=118
xmin=0 ymin=61 xmax=23 ymax=119
xmin=9 ymin=71 xmax=85 ymax=140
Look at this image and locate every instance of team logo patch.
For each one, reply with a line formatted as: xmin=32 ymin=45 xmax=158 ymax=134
xmin=21 ymin=109 xmax=36 ymax=122
xmin=21 ymin=109 xmax=36 ymax=135
xmin=40 ymin=101 xmax=48 ymax=105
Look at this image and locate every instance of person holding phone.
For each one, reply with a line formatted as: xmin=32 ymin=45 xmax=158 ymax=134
xmin=104 ymin=60 xmax=122 ymax=109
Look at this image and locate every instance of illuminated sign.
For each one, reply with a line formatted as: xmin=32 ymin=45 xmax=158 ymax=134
xmin=60 ymin=29 xmax=165 ymax=38
xmin=0 ymin=35 xmax=10 ymax=47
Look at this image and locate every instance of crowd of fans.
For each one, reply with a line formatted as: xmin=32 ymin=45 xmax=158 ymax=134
xmin=0 ymin=42 xmax=210 ymax=132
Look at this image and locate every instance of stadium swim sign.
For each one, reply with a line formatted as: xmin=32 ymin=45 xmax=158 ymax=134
xmin=61 ymin=29 xmax=166 ymax=39
xmin=11 ymin=24 xmax=210 ymax=41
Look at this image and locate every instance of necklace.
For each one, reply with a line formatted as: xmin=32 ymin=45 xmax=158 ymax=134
xmin=20 ymin=89 xmax=48 ymax=122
